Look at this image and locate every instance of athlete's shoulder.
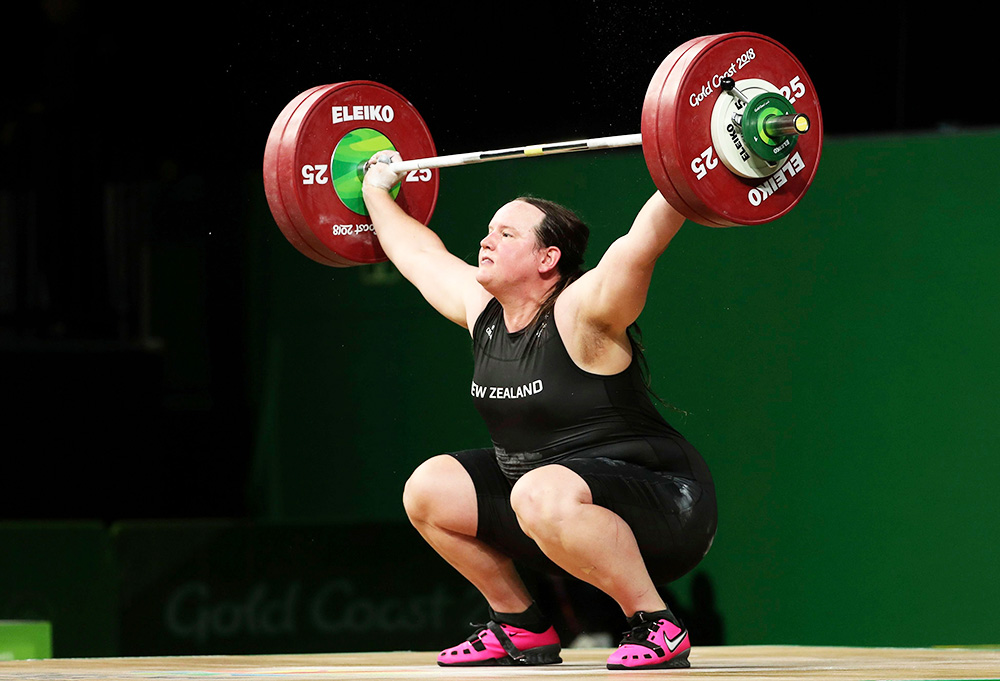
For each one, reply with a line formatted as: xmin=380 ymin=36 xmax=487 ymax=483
xmin=471 ymin=296 xmax=501 ymax=340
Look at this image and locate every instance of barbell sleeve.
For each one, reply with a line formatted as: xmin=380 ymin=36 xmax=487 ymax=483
xmin=763 ymin=113 xmax=811 ymax=137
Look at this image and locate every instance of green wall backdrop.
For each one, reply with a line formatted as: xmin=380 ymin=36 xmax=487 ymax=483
xmin=247 ymin=130 xmax=1000 ymax=648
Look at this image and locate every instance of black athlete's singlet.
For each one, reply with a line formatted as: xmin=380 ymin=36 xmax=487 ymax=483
xmin=471 ymin=297 xmax=712 ymax=482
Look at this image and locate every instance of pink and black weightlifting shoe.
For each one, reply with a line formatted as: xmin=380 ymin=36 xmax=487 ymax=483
xmin=606 ymin=611 xmax=691 ymax=670
xmin=437 ymin=621 xmax=562 ymax=666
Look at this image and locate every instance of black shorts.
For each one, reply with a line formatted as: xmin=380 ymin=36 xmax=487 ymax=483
xmin=451 ymin=448 xmax=718 ymax=584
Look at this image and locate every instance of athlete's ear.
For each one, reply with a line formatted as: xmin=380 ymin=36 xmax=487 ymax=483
xmin=538 ymin=246 xmax=561 ymax=275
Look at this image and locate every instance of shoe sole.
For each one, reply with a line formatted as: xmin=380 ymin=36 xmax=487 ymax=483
xmin=438 ymin=644 xmax=563 ymax=667
xmin=607 ymin=648 xmax=690 ymax=670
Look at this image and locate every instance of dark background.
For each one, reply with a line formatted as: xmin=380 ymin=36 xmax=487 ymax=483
xmin=1 ymin=1 xmax=993 ymax=522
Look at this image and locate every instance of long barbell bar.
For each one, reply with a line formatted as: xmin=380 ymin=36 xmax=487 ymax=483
xmin=385 ymin=133 xmax=644 ymax=173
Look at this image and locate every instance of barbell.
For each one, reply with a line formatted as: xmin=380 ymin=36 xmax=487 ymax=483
xmin=262 ymin=31 xmax=823 ymax=267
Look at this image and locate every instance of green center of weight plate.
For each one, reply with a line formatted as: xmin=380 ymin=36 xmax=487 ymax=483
xmin=331 ymin=128 xmax=400 ymax=216
xmin=743 ymin=92 xmax=797 ymax=162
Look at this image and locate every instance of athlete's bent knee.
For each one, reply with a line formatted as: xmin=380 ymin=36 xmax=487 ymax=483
xmin=403 ymin=455 xmax=449 ymax=522
xmin=402 ymin=455 xmax=476 ymax=532
xmin=510 ymin=465 xmax=589 ymax=532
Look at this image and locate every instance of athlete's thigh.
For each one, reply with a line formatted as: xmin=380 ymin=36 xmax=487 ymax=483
xmin=558 ymin=456 xmax=718 ymax=583
xmin=450 ymin=448 xmax=563 ymax=575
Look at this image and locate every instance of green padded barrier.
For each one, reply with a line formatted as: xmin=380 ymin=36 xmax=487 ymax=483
xmin=0 ymin=620 xmax=52 ymax=661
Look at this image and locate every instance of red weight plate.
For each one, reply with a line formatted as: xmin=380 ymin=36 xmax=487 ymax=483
xmin=263 ymin=84 xmax=354 ymax=267
xmin=646 ymin=32 xmax=823 ymax=227
xmin=277 ymin=81 xmax=439 ymax=265
xmin=271 ymin=84 xmax=362 ymax=266
xmin=642 ymin=34 xmax=732 ymax=228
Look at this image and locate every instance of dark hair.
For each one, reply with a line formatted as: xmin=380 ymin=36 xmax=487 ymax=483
xmin=520 ymin=196 xmax=587 ymax=267
xmin=517 ymin=197 xmax=675 ymax=411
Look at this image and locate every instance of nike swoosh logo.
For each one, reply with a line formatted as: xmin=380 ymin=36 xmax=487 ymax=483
xmin=664 ymin=630 xmax=688 ymax=652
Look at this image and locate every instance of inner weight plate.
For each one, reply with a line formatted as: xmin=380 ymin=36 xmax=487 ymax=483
xmin=710 ymin=78 xmax=783 ymax=179
xmin=645 ymin=32 xmax=823 ymax=227
xmin=275 ymin=80 xmax=439 ymax=265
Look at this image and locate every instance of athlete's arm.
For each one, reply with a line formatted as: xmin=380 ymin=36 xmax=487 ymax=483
xmin=563 ymin=192 xmax=684 ymax=333
xmin=362 ymin=153 xmax=488 ymax=329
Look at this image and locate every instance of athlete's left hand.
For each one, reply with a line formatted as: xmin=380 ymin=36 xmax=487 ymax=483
xmin=363 ymin=151 xmax=405 ymax=191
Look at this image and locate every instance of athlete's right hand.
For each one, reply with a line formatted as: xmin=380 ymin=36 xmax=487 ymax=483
xmin=362 ymin=151 xmax=405 ymax=191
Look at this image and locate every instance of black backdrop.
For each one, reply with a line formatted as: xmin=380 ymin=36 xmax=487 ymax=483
xmin=1 ymin=1 xmax=993 ymax=521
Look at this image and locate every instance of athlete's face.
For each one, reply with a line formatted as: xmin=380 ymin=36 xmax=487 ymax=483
xmin=477 ymin=201 xmax=550 ymax=289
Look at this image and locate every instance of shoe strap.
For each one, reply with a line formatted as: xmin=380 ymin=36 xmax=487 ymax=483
xmin=486 ymin=621 xmax=525 ymax=662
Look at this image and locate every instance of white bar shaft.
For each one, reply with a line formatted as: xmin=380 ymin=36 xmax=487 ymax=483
xmin=387 ymin=133 xmax=643 ymax=173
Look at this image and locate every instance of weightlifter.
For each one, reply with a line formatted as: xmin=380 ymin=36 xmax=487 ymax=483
xmin=362 ymin=151 xmax=717 ymax=670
